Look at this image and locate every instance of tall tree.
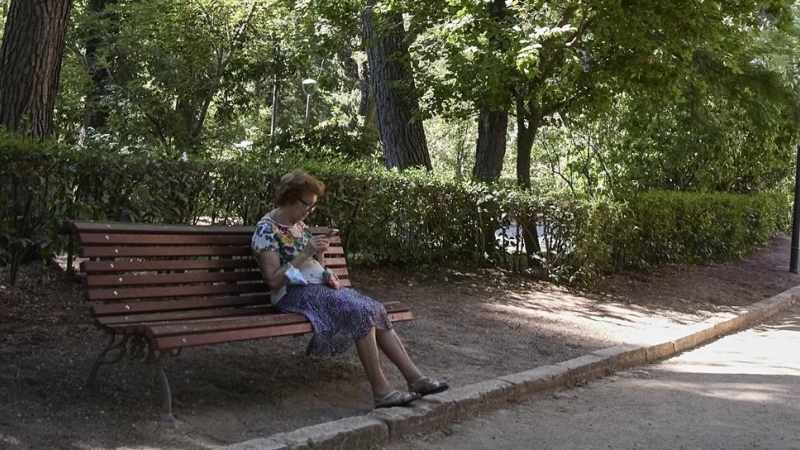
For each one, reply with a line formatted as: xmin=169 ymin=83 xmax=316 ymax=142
xmin=0 ymin=0 xmax=73 ymax=139
xmin=472 ymin=0 xmax=509 ymax=183
xmin=413 ymin=0 xmax=793 ymax=187
xmin=86 ymin=0 xmax=259 ymax=152
xmin=82 ymin=0 xmax=116 ymax=136
xmin=175 ymin=1 xmax=257 ymax=151
xmin=362 ymin=0 xmax=432 ymax=170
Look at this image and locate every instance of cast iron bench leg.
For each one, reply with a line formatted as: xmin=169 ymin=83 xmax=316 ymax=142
xmin=153 ymin=353 xmax=175 ymax=422
xmin=87 ymin=334 xmax=131 ymax=387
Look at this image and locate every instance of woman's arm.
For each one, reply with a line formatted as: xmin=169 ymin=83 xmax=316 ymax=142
xmin=257 ymin=238 xmax=329 ymax=290
xmin=258 ymin=250 xmax=304 ymax=291
xmin=316 ymin=248 xmax=326 ymax=266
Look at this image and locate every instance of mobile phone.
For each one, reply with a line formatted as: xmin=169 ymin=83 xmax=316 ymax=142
xmin=325 ymin=228 xmax=340 ymax=237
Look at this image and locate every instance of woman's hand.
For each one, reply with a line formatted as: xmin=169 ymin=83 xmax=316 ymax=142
xmin=301 ymin=236 xmax=329 ymax=257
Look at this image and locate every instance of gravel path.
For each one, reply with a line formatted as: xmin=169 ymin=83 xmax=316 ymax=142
xmin=381 ymin=303 xmax=800 ymax=450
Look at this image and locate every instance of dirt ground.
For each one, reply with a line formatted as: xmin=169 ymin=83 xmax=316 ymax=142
xmin=1 ymin=236 xmax=799 ymax=450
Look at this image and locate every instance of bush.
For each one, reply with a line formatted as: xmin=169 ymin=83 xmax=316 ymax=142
xmin=0 ymin=137 xmax=791 ymax=285
xmin=620 ymin=190 xmax=790 ymax=268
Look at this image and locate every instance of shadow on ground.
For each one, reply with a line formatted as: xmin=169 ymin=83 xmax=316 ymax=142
xmin=1 ymin=236 xmax=799 ymax=449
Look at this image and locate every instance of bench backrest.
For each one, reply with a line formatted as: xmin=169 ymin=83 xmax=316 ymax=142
xmin=64 ymin=220 xmax=351 ymax=318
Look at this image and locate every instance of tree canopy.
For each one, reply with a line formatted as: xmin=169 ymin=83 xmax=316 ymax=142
xmin=0 ymin=0 xmax=797 ymax=192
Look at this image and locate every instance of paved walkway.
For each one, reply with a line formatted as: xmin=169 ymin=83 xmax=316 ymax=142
xmin=380 ymin=304 xmax=800 ymax=450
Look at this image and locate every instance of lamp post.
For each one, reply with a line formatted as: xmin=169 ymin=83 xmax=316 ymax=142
xmin=270 ymin=74 xmax=278 ymax=137
xmin=302 ymin=78 xmax=316 ymax=128
xmin=790 ymin=131 xmax=800 ymax=273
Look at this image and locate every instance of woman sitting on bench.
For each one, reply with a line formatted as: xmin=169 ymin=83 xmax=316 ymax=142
xmin=252 ymin=169 xmax=448 ymax=409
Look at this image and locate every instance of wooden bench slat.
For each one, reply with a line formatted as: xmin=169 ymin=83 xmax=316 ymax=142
xmin=80 ymin=245 xmax=343 ymax=259
xmin=154 ymin=323 xmax=314 ymax=350
xmin=96 ymin=305 xmax=276 ymax=327
xmin=147 ymin=312 xmax=311 ymax=338
xmin=87 ymin=280 xmax=348 ymax=301
xmin=330 ymin=267 xmax=349 ymax=277
xmin=146 ymin=302 xmax=408 ymax=338
xmin=152 ymin=309 xmax=413 ymax=351
xmin=79 ymin=233 xmax=252 ymax=246
xmin=81 ymin=258 xmax=258 ymax=273
xmin=86 ymin=282 xmax=267 ymax=302
xmin=65 ymin=220 xmax=253 ymax=235
xmin=90 ymin=294 xmax=270 ymax=316
xmin=84 ymin=270 xmax=262 ymax=287
xmin=102 ymin=308 xmax=281 ymax=334
xmin=322 ymin=246 xmax=344 ymax=255
xmin=66 ymin=220 xmax=339 ymax=237
xmin=80 ymin=245 xmax=252 ymax=258
xmin=323 ymin=257 xmax=347 ymax=267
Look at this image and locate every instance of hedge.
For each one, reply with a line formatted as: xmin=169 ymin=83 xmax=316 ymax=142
xmin=0 ymin=134 xmax=791 ymax=285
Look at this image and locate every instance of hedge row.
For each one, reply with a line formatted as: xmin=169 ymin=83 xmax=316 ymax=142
xmin=0 ymin=134 xmax=791 ymax=285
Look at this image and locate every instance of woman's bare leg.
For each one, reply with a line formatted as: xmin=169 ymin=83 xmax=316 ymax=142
xmin=355 ymin=327 xmax=392 ymax=396
xmin=376 ymin=328 xmax=423 ymax=383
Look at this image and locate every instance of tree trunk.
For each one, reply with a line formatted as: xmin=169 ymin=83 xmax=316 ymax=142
xmin=0 ymin=0 xmax=72 ymax=139
xmin=471 ymin=0 xmax=509 ymax=183
xmin=176 ymin=95 xmax=203 ymax=151
xmin=515 ymin=100 xmax=541 ymax=189
xmin=357 ymin=58 xmax=378 ymax=129
xmin=515 ymin=99 xmax=543 ymax=266
xmin=362 ymin=0 xmax=431 ymax=171
xmin=472 ymin=107 xmax=508 ymax=182
xmin=82 ymin=0 xmax=116 ymax=136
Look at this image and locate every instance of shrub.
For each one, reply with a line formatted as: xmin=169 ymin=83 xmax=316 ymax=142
xmin=0 ymin=137 xmax=791 ymax=285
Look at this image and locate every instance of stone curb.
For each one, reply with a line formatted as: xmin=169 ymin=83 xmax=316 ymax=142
xmin=226 ymin=285 xmax=800 ymax=450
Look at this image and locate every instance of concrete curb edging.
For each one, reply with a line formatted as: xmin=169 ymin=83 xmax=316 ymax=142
xmin=226 ymin=285 xmax=800 ymax=450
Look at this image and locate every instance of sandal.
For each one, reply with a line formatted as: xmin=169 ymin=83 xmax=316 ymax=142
xmin=408 ymin=376 xmax=449 ymax=397
xmin=374 ymin=390 xmax=421 ymax=409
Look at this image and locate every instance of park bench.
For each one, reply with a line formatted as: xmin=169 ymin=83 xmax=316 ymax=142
xmin=61 ymin=220 xmax=414 ymax=421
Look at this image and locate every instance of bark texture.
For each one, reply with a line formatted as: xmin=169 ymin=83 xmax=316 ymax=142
xmin=516 ymin=97 xmax=541 ymax=189
xmin=0 ymin=0 xmax=72 ymax=139
xmin=472 ymin=107 xmax=508 ymax=183
xmin=362 ymin=0 xmax=431 ymax=170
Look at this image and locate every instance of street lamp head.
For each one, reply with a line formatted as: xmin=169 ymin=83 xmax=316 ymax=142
xmin=302 ymin=78 xmax=317 ymax=95
xmin=302 ymin=79 xmax=317 ymax=127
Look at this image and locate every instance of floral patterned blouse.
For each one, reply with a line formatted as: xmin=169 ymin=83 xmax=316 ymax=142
xmin=251 ymin=213 xmax=312 ymax=265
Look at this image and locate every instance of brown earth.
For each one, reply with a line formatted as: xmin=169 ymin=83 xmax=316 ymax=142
xmin=1 ymin=236 xmax=799 ymax=450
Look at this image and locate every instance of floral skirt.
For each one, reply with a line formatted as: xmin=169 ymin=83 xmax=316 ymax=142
xmin=275 ymin=285 xmax=393 ymax=356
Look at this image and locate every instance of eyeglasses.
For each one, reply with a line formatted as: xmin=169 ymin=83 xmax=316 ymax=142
xmin=298 ymin=198 xmax=317 ymax=211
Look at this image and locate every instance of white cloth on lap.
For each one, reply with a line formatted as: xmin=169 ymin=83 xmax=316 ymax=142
xmin=295 ymin=259 xmax=327 ymax=285
xmin=272 ymin=259 xmax=327 ymax=305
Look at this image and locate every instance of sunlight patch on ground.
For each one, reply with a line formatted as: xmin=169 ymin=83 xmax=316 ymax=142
xmin=0 ymin=433 xmax=21 ymax=447
xmin=485 ymin=290 xmax=705 ymax=346
xmin=72 ymin=443 xmax=213 ymax=450
xmin=496 ymin=288 xmax=701 ymax=322
xmin=627 ymin=377 xmax=797 ymax=405
xmin=662 ymin=326 xmax=800 ymax=377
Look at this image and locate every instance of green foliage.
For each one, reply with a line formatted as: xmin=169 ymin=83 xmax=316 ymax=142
xmin=1 ymin=139 xmax=791 ymax=286
xmin=406 ymin=0 xmax=799 ymax=186
xmin=0 ymin=134 xmax=73 ymax=284
xmin=5 ymin=0 xmax=800 ymax=287
xmin=620 ymin=190 xmax=790 ymax=267
xmin=265 ymin=124 xmax=380 ymax=162
xmin=46 ymin=0 xmax=800 ymax=193
xmin=58 ymin=0 xmax=367 ymax=153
